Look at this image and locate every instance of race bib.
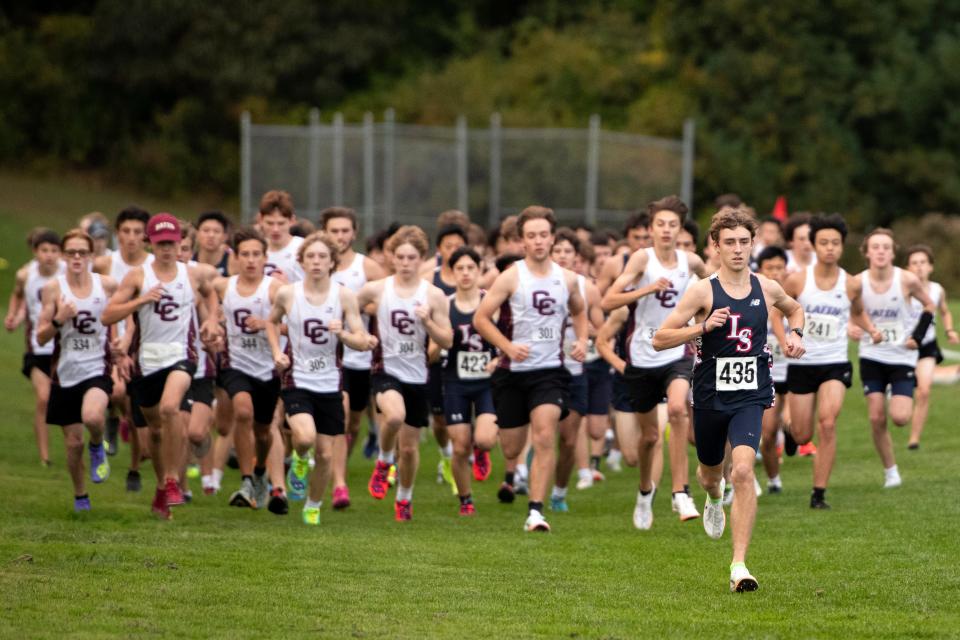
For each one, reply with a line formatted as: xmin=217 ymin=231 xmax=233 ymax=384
xmin=141 ymin=342 xmax=186 ymax=370
xmin=457 ymin=351 xmax=491 ymax=380
xmin=396 ymin=340 xmax=420 ymax=355
xmin=532 ymin=325 xmax=560 ymax=343
xmin=66 ymin=336 xmax=100 ymax=353
xmin=306 ymin=355 xmax=328 ymax=372
xmin=238 ymin=335 xmax=264 ymax=351
xmin=806 ymin=313 xmax=840 ymax=342
xmin=715 ymin=357 xmax=758 ymax=391
xmin=637 ymin=326 xmax=657 ymax=342
xmin=874 ymin=321 xmax=904 ymax=345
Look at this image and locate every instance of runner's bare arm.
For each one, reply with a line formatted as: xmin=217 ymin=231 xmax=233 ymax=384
xmin=102 ymin=268 xmax=155 ymax=326
xmin=846 ymin=273 xmax=882 ymax=343
xmin=566 ymin=270 xmax=588 ymax=362
xmin=418 ymin=285 xmax=453 ymax=349
xmin=337 ymin=287 xmax=377 ymax=351
xmin=653 ymin=279 xmax=718 ymax=351
xmin=35 ymin=279 xmax=64 ymax=346
xmin=474 ymin=266 xmax=524 ymax=361
xmin=4 ymin=266 xmax=27 ymax=331
xmin=601 ymin=250 xmax=653 ymax=312
xmin=763 ymin=276 xmax=805 ymax=359
xmin=940 ymin=288 xmax=958 ymax=344
xmin=596 ymin=306 xmax=628 ymax=374
xmin=266 ymin=284 xmax=292 ymax=370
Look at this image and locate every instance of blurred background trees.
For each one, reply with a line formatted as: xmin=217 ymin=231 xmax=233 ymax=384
xmin=3 ymin=0 xmax=960 ymax=223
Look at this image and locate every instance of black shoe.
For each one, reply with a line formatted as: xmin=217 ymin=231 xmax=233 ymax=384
xmin=267 ymin=489 xmax=289 ymax=515
xmin=768 ymin=484 xmax=782 ymax=495
xmin=226 ymin=449 xmax=239 ymax=470
xmin=810 ymin=495 xmax=831 ymax=509
xmin=105 ymin=417 xmax=119 ymax=457
xmin=363 ymin=433 xmax=378 ymax=460
xmin=784 ymin=431 xmax=798 ymax=457
xmin=497 ymin=481 xmax=516 ymax=503
xmin=126 ymin=470 xmax=142 ymax=493
xmin=908 ymin=442 xmax=919 ymax=450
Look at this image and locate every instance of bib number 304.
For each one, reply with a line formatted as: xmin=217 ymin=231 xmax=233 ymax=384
xmin=716 ymin=357 xmax=758 ymax=391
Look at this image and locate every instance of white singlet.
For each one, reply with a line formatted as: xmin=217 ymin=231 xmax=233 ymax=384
xmin=52 ymin=274 xmax=110 ymax=387
xmin=25 ymin=260 xmax=63 ymax=356
xmin=133 ymin=262 xmax=196 ymax=376
xmin=266 ymin=236 xmax=305 ymax=283
xmin=626 ymin=248 xmax=692 ymax=368
xmin=859 ymin=267 xmax=917 ymax=367
xmin=331 ymin=252 xmax=371 ymax=370
xmin=795 ymin=265 xmax=850 ymax=366
xmin=767 ymin=316 xmax=789 ymax=383
xmin=498 ymin=260 xmax=569 ymax=372
xmin=372 ymin=276 xmax=430 ymax=384
xmin=283 ymin=281 xmax=344 ymax=393
xmin=222 ymin=275 xmax=275 ymax=381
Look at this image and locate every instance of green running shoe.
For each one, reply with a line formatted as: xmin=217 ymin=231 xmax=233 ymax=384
xmin=302 ymin=505 xmax=320 ymax=526
xmin=287 ymin=451 xmax=310 ymax=501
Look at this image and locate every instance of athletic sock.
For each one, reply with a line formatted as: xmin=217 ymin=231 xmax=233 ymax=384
xmin=75 ymin=493 xmax=89 ymax=500
xmin=378 ymin=450 xmax=395 ymax=465
xmin=305 ymin=499 xmax=322 ymax=510
xmin=396 ymin=485 xmax=413 ymax=502
xmin=639 ymin=488 xmax=653 ymax=497
xmin=212 ymin=468 xmax=223 ymax=486
xmin=730 ymin=561 xmax=746 ymax=572
xmin=812 ymin=487 xmax=825 ymax=500
xmin=253 ymin=466 xmax=265 ymax=477
xmin=459 ymin=494 xmax=473 ymax=506
xmin=551 ymin=486 xmax=567 ymax=500
xmin=242 ymin=474 xmax=252 ymax=483
xmin=440 ymin=442 xmax=453 ymax=458
xmin=577 ymin=467 xmax=592 ymax=482
xmin=590 ymin=455 xmax=601 ymax=470
xmin=528 ymin=500 xmax=543 ymax=514
xmin=504 ymin=471 xmax=515 ymax=485
xmin=516 ymin=463 xmax=528 ymax=480
xmin=683 ymin=483 xmax=691 ymax=495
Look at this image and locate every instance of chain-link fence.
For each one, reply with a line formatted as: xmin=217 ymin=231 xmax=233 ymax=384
xmin=241 ymin=110 xmax=694 ymax=237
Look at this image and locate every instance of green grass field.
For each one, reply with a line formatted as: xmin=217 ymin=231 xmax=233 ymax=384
xmin=1 ymin=174 xmax=959 ymax=638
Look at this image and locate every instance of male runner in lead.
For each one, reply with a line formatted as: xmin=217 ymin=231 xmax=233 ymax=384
xmin=653 ymin=206 xmax=805 ymax=592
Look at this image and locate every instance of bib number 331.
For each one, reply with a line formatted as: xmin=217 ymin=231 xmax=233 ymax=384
xmin=716 ymin=357 xmax=758 ymax=391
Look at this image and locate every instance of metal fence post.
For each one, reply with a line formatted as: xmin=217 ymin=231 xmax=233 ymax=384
xmin=240 ymin=111 xmax=251 ymax=222
xmin=308 ymin=107 xmax=321 ymax=218
xmin=333 ymin=112 xmax=344 ymax=205
xmin=488 ymin=113 xmax=502 ymax=228
xmin=384 ymin=108 xmax=395 ymax=222
xmin=681 ymin=118 xmax=696 ymax=210
xmin=363 ymin=112 xmax=375 ymax=236
xmin=456 ymin=115 xmax=468 ymax=214
xmin=585 ymin=114 xmax=601 ymax=226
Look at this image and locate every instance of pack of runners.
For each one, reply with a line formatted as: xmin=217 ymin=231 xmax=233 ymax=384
xmin=11 ymin=191 xmax=953 ymax=593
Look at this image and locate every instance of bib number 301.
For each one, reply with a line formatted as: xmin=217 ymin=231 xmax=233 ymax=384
xmin=716 ymin=357 xmax=758 ymax=391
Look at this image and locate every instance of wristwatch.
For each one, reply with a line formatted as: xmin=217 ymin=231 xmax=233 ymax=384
xmin=790 ymin=327 xmax=803 ymax=338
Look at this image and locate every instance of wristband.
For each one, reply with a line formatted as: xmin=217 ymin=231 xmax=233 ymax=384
xmin=702 ymin=320 xmax=708 ymax=335
xmin=52 ymin=319 xmax=63 ymax=330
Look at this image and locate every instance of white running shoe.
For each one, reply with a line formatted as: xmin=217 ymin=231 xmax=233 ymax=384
xmin=703 ymin=479 xmax=726 ymax=539
xmin=884 ymin=468 xmax=902 ymax=488
xmin=730 ymin=564 xmax=759 ymax=592
xmin=754 ymin=477 xmax=763 ymax=497
xmin=524 ymin=510 xmax=551 ymax=532
xmin=576 ymin=474 xmax=594 ymax=490
xmin=606 ymin=449 xmax=623 ymax=472
xmin=633 ymin=486 xmax=655 ymax=530
xmin=671 ymin=492 xmax=701 ymax=521
xmin=722 ymin=483 xmax=734 ymax=506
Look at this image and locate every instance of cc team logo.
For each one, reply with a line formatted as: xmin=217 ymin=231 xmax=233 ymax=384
xmin=233 ymin=309 xmax=257 ymax=335
xmin=72 ymin=310 xmax=97 ymax=335
xmin=391 ymin=309 xmax=415 ymax=336
xmin=654 ymin=289 xmax=679 ymax=308
xmin=303 ymin=318 xmax=329 ymax=345
xmin=532 ymin=290 xmax=557 ymax=316
xmin=154 ymin=294 xmax=179 ymax=321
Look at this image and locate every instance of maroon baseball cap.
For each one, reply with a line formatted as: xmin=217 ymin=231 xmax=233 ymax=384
xmin=146 ymin=213 xmax=181 ymax=244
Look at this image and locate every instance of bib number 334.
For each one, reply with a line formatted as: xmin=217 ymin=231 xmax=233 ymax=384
xmin=716 ymin=357 xmax=758 ymax=391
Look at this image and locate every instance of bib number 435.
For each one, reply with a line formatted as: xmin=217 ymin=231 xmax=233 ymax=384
xmin=716 ymin=357 xmax=758 ymax=391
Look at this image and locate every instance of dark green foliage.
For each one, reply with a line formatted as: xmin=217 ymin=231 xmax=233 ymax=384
xmin=4 ymin=2 xmax=960 ymax=221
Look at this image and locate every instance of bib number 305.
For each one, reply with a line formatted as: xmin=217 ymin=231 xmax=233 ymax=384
xmin=716 ymin=357 xmax=758 ymax=391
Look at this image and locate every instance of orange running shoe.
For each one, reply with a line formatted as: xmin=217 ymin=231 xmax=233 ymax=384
xmin=395 ymin=499 xmax=412 ymax=521
xmin=165 ymin=478 xmax=185 ymax=506
xmin=472 ymin=447 xmax=491 ymax=481
xmin=798 ymin=442 xmax=818 ymax=457
xmin=368 ymin=461 xmax=390 ymax=500
xmin=459 ymin=502 xmax=476 ymax=516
